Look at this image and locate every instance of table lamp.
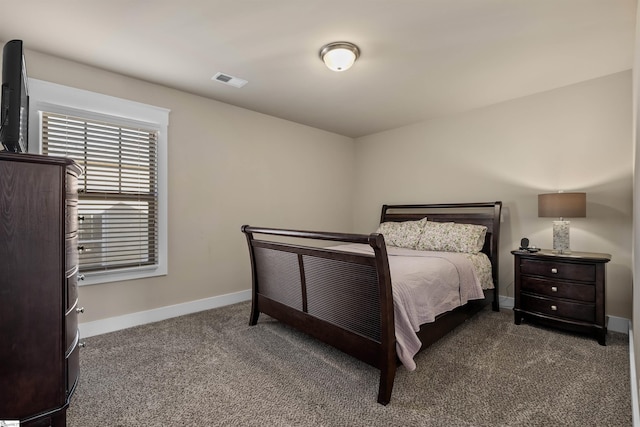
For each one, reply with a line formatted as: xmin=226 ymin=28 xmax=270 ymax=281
xmin=538 ymin=192 xmax=586 ymax=254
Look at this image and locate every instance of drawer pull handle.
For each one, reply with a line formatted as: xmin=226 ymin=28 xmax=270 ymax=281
xmin=76 ymin=307 xmax=85 ymax=314
xmin=551 ymin=268 xmax=558 ymax=274
xmin=78 ymin=342 xmax=86 ymax=348
xmin=78 ymin=245 xmax=85 ymax=253
xmin=551 ymin=286 xmax=558 ymax=292
xmin=551 ymin=305 xmax=557 ymax=311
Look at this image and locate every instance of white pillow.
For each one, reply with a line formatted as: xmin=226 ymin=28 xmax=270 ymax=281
xmin=375 ymin=217 xmax=428 ymax=249
xmin=415 ymin=221 xmax=487 ymax=253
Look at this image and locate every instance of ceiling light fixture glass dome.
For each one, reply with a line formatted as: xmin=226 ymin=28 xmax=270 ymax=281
xmin=319 ymin=42 xmax=360 ymax=72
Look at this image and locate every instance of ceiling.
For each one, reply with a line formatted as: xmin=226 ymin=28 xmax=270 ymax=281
xmin=0 ymin=0 xmax=636 ymax=138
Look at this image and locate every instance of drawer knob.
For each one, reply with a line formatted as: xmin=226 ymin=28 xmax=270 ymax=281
xmin=76 ymin=306 xmax=85 ymax=314
xmin=78 ymin=274 xmax=85 ymax=281
xmin=78 ymin=245 xmax=85 ymax=253
xmin=551 ymin=268 xmax=558 ymax=274
xmin=551 ymin=305 xmax=557 ymax=311
xmin=551 ymin=286 xmax=558 ymax=292
xmin=78 ymin=342 xmax=87 ymax=348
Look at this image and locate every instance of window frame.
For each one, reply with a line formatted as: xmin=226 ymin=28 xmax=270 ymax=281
xmin=29 ymin=78 xmax=169 ymax=286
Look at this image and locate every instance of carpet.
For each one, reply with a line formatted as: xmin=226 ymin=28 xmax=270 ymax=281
xmin=67 ymin=301 xmax=630 ymax=426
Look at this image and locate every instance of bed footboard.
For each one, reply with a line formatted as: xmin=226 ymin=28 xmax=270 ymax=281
xmin=241 ymin=225 xmax=397 ymax=405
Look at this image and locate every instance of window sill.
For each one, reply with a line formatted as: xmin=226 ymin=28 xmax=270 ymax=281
xmin=79 ymin=264 xmax=167 ymax=286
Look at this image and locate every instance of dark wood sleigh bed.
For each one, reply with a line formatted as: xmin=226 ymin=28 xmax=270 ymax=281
xmin=241 ymin=201 xmax=502 ymax=405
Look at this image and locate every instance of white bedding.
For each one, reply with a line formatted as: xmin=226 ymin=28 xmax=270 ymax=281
xmin=328 ymin=244 xmax=491 ymax=371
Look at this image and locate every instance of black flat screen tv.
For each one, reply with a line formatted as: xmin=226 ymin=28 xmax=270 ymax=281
xmin=0 ymin=39 xmax=29 ymax=153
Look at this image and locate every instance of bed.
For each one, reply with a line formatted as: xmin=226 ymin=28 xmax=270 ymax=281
xmin=241 ymin=201 xmax=502 ymax=405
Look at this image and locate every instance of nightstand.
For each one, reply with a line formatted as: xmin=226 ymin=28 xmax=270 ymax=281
xmin=512 ymin=249 xmax=611 ymax=345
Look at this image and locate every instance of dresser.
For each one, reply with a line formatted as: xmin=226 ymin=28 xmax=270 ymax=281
xmin=512 ymin=249 xmax=610 ymax=345
xmin=0 ymin=152 xmax=83 ymax=426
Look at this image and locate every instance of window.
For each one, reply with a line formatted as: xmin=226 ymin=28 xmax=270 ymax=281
xmin=29 ymin=79 xmax=169 ymax=285
xmin=43 ymin=112 xmax=158 ymax=272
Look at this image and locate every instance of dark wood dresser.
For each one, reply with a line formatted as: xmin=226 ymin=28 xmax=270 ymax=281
xmin=512 ymin=249 xmax=610 ymax=345
xmin=0 ymin=152 xmax=83 ymax=426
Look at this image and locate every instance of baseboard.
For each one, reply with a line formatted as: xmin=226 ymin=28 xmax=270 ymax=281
xmin=79 ymin=292 xmax=631 ymax=338
xmin=630 ymin=321 xmax=640 ymax=427
xmin=499 ymin=295 xmax=515 ymax=310
xmin=610 ymin=315 xmax=631 ymax=334
xmin=498 ymin=296 xmax=629 ymax=334
xmin=79 ymin=289 xmax=252 ymax=338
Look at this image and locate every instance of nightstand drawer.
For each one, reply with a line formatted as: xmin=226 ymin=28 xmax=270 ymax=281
xmin=521 ymin=293 xmax=595 ymax=323
xmin=520 ymin=259 xmax=595 ymax=282
xmin=521 ymin=276 xmax=595 ymax=302
xmin=513 ymin=249 xmax=610 ymax=345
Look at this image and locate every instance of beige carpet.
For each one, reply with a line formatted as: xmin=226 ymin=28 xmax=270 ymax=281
xmin=67 ymin=301 xmax=631 ymax=426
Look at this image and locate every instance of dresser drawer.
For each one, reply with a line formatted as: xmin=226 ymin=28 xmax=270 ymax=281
xmin=66 ymin=270 xmax=78 ymax=311
xmin=521 ymin=276 xmax=595 ymax=303
xmin=521 ymin=293 xmax=595 ymax=323
xmin=67 ymin=271 xmax=78 ymax=311
xmin=66 ymin=235 xmax=79 ymax=275
xmin=66 ymin=336 xmax=80 ymax=395
xmin=65 ymin=301 xmax=78 ymax=353
xmin=66 ymin=199 xmax=78 ymax=235
xmin=520 ymin=259 xmax=596 ymax=282
xmin=66 ymin=170 xmax=79 ymax=198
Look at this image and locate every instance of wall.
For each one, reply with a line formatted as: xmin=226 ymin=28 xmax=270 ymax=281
xmin=632 ymin=0 xmax=640 ymax=418
xmin=14 ymin=47 xmax=634 ymax=323
xmin=353 ymin=71 xmax=633 ymax=319
xmin=23 ymin=50 xmax=355 ymax=322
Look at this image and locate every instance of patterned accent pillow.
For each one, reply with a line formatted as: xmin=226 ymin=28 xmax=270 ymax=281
xmin=415 ymin=221 xmax=487 ymax=253
xmin=375 ymin=217 xmax=428 ymax=249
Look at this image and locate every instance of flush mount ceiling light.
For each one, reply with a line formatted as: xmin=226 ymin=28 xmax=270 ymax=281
xmin=319 ymin=41 xmax=360 ymax=72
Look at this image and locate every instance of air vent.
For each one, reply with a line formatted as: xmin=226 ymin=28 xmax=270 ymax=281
xmin=212 ymin=72 xmax=248 ymax=88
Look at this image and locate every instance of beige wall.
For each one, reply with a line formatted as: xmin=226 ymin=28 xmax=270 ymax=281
xmin=633 ymin=0 xmax=640 ymax=410
xmin=20 ymin=48 xmax=633 ymax=322
xmin=24 ymin=50 xmax=355 ymax=322
xmin=353 ymin=71 xmax=633 ymax=319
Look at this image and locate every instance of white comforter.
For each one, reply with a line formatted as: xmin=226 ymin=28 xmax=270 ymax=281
xmin=330 ymin=244 xmax=488 ymax=371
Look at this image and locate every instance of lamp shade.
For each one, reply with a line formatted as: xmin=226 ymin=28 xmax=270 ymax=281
xmin=538 ymin=192 xmax=586 ymax=218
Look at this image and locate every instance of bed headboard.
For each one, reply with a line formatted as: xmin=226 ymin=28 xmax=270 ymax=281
xmin=379 ymin=201 xmax=502 ymax=290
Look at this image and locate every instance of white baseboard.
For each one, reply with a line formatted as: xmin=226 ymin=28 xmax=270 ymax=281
xmin=630 ymin=322 xmax=639 ymax=427
xmin=81 ymin=292 xmax=630 ymax=338
xmin=609 ymin=315 xmax=631 ymax=334
xmin=79 ymin=289 xmax=252 ymax=338
xmin=499 ymin=295 xmax=515 ymax=310
xmin=498 ymin=296 xmax=629 ymax=334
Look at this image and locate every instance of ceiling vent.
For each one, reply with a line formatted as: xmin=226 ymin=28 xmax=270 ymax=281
xmin=212 ymin=72 xmax=248 ymax=88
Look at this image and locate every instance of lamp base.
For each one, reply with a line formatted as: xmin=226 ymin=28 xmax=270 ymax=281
xmin=552 ymin=220 xmax=571 ymax=253
xmin=551 ymin=249 xmax=572 ymax=254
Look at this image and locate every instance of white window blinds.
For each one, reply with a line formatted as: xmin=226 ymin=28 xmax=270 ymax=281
xmin=42 ymin=111 xmax=159 ymax=273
